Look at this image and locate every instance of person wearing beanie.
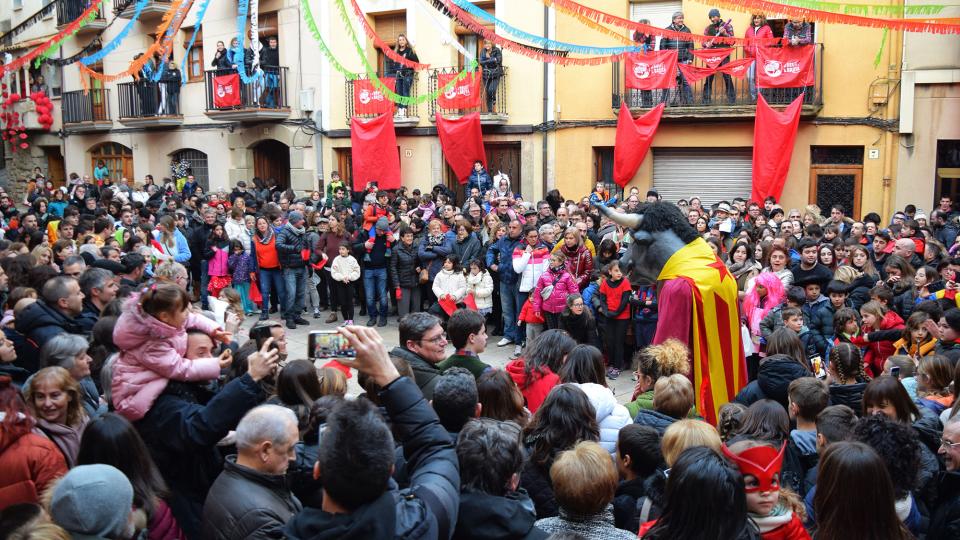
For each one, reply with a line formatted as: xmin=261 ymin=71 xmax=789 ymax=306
xmin=276 ymin=210 xmax=309 ymax=330
xmin=366 ymin=215 xmax=394 ymax=262
xmin=646 ymin=189 xmax=660 ymax=203
xmin=49 ymin=464 xmax=136 ymax=540
xmin=660 ymin=11 xmax=693 ymax=104
xmin=703 ymin=8 xmax=736 ymax=104
xmin=936 ymin=308 xmax=960 ymax=355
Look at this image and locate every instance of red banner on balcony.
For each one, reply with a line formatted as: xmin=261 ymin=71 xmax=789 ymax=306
xmin=351 ymin=113 xmax=401 ymax=190
xmin=691 ymin=48 xmax=733 ymax=68
xmin=436 ymin=113 xmax=486 ymax=185
xmin=614 ymin=103 xmax=664 ymax=188
xmin=436 ymin=72 xmax=482 ymax=109
xmin=624 ymin=50 xmax=677 ymax=90
xmin=718 ymin=58 xmax=755 ymax=78
xmin=756 ymin=46 xmax=815 ymax=88
xmin=677 ymin=64 xmax=716 ymax=84
xmin=212 ymin=74 xmax=241 ymax=108
xmin=751 ymin=94 xmax=803 ymax=204
xmin=353 ymin=77 xmax=396 ymax=116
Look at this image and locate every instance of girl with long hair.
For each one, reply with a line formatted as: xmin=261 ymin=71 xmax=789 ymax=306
xmin=742 ymin=272 xmax=786 ymax=367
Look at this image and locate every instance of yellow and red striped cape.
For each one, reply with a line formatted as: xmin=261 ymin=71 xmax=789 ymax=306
xmin=656 ymin=238 xmax=746 ymax=424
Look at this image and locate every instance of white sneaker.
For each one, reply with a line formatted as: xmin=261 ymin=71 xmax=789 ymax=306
xmin=513 ymin=344 xmax=523 ymax=357
xmin=497 ymin=338 xmax=513 ymax=347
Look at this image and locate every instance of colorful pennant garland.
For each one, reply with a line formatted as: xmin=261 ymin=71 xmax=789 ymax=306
xmin=151 ymin=0 xmax=197 ymax=81
xmin=451 ymin=0 xmax=643 ymax=55
xmin=711 ymin=0 xmax=960 ymax=34
xmin=300 ymin=0 xmax=358 ymax=80
xmin=776 ymin=0 xmax=949 ymax=17
xmin=80 ymin=0 xmax=149 ymax=66
xmin=1 ymin=0 xmax=106 ymax=76
xmin=333 ymin=0 xmax=477 ymax=106
xmin=177 ymin=0 xmax=214 ymax=83
xmin=34 ymin=8 xmax=103 ymax=67
xmin=349 ymin=0 xmax=430 ymax=70
xmin=233 ymin=0 xmax=262 ymax=84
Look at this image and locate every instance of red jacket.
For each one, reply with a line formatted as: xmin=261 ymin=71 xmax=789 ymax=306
xmin=744 ymin=24 xmax=773 ymax=57
xmin=506 ymin=359 xmax=559 ymax=413
xmin=759 ymin=513 xmax=810 ymax=540
xmin=852 ymin=310 xmax=904 ymax=377
xmin=0 ymin=426 xmax=68 ymax=509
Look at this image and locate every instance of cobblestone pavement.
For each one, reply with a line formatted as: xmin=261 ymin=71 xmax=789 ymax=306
xmin=240 ymin=308 xmax=638 ymax=404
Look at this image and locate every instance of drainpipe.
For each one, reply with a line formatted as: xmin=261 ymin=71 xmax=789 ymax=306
xmin=314 ymin=109 xmax=324 ymax=192
xmin=541 ymin=5 xmax=549 ymax=198
xmin=880 ymin=13 xmax=902 ymax=220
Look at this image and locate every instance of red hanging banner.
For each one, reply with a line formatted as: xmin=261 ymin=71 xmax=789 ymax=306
xmin=614 ymin=103 xmax=665 ymax=188
xmin=678 ymin=63 xmax=717 ymax=84
xmin=436 ymin=112 xmax=486 ymax=185
xmin=718 ymin=58 xmax=755 ymax=78
xmin=751 ymin=94 xmax=803 ymax=204
xmin=756 ymin=46 xmax=815 ymax=89
xmin=691 ymin=48 xmax=733 ymax=68
xmin=436 ymin=72 xmax=482 ymax=109
xmin=624 ymin=50 xmax=678 ymax=90
xmin=351 ymin=113 xmax=402 ymax=190
xmin=212 ymin=74 xmax=241 ymax=108
xmin=352 ymin=77 xmax=396 ymax=116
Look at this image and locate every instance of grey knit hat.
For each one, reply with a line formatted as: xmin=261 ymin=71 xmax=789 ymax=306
xmin=288 ymin=211 xmax=305 ymax=225
xmin=50 ymin=464 xmax=134 ymax=539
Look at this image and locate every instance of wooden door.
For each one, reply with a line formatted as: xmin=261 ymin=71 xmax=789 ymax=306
xmin=446 ymin=141 xmax=521 ymax=205
xmin=809 ymin=165 xmax=862 ymax=219
xmin=253 ymin=140 xmax=290 ymax=190
xmin=44 ymin=147 xmax=66 ymax=189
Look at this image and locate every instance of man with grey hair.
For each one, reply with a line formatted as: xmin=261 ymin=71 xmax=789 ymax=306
xmin=61 ymin=254 xmax=86 ymax=279
xmin=390 ymin=312 xmax=448 ymax=399
xmin=77 ymin=267 xmax=119 ymax=332
xmin=931 ymin=415 xmax=960 ymax=538
xmin=203 ymin=404 xmax=302 ymax=539
xmin=277 ymin=210 xmax=309 ymax=330
xmin=452 ymin=418 xmax=545 ymax=539
xmin=15 ymin=276 xmax=84 ymax=359
xmin=538 ymin=223 xmax=557 ymax=249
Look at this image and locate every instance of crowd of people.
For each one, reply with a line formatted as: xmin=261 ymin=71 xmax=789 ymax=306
xmin=1 ymin=162 xmax=960 ymax=540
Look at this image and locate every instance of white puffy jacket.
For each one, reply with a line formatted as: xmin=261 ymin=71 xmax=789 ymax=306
xmin=574 ymin=382 xmax=632 ymax=455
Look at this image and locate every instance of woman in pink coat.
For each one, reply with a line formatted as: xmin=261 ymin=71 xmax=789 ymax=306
xmin=112 ymin=283 xmax=230 ymax=421
xmin=532 ymin=251 xmax=580 ymax=330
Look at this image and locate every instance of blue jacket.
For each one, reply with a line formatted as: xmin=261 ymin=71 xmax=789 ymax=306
xmin=486 ymin=234 xmax=523 ymax=286
xmin=284 ymin=377 xmax=459 ymax=540
xmin=467 ymin=169 xmax=493 ymax=195
xmin=173 ymin=228 xmax=192 ymax=263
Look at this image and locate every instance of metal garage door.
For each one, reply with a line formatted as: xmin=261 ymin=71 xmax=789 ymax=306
xmin=652 ymin=148 xmax=753 ymax=206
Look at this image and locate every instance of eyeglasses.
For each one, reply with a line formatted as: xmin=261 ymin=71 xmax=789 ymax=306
xmin=941 ymin=438 xmax=960 ymax=450
xmin=571 ymin=302 xmax=584 ymax=307
xmin=420 ymin=332 xmax=448 ymax=345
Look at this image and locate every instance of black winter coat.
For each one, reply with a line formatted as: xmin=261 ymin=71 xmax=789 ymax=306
xmin=14 ymin=300 xmax=83 ymax=361
xmin=135 ymin=375 xmax=264 ymax=540
xmin=276 ymin=225 xmax=306 ymax=268
xmin=390 ymin=241 xmax=421 ymax=289
xmin=188 ymin=222 xmax=215 ymax=272
xmin=803 ymin=296 xmax=833 ymax=358
xmin=734 ymin=355 xmax=811 ymax=411
xmin=613 ymin=474 xmax=664 ymax=533
xmin=847 ymin=273 xmax=877 ymax=311
xmin=452 ymin=490 xmax=548 ymax=540
xmin=283 ymin=377 xmax=460 ymax=540
xmin=202 ymin=456 xmax=302 ymax=539
xmin=519 ymin=458 xmax=557 ymax=520
xmin=929 ymin=471 xmax=960 ymax=540
xmin=632 ymin=409 xmax=677 ymax=436
xmin=452 ymin=234 xmax=482 ymax=268
xmin=828 ymin=382 xmax=867 ymax=414
xmin=390 ymin=346 xmax=441 ymax=400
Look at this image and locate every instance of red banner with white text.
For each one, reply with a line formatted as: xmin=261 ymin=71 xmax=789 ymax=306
xmin=436 ymin=113 xmax=486 ymax=184
xmin=718 ymin=58 xmax=755 ymax=77
xmin=756 ymin=46 xmax=815 ymax=88
xmin=351 ymin=113 xmax=401 ymax=190
xmin=212 ymin=74 xmax=241 ymax=108
xmin=624 ymin=50 xmax=678 ymax=90
xmin=352 ymin=77 xmax=396 ymax=116
xmin=437 ymin=72 xmax=482 ymax=109
xmin=691 ymin=48 xmax=733 ymax=68
xmin=751 ymin=94 xmax=803 ymax=203
xmin=614 ymin=103 xmax=664 ymax=188
xmin=678 ymin=64 xmax=717 ymax=84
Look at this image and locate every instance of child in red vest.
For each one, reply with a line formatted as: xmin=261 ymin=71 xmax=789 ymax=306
xmin=595 ymin=259 xmax=633 ymax=379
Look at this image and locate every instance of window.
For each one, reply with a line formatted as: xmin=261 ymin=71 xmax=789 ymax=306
xmin=334 ymin=148 xmax=354 ymax=190
xmin=630 ymin=1 xmax=682 ymax=48
xmin=373 ymin=11 xmax=406 ymax=73
xmin=171 ymin=149 xmax=209 ymax=191
xmin=455 ymin=2 xmax=494 ymax=69
xmin=14 ymin=0 xmax=23 ymax=10
xmin=593 ymin=146 xmax=622 ymax=198
xmin=90 ymin=142 xmax=133 ymax=182
xmin=809 ymin=146 xmax=864 ymax=218
xmin=936 ymin=140 xmax=960 ymax=206
xmin=183 ymin=27 xmax=204 ymax=83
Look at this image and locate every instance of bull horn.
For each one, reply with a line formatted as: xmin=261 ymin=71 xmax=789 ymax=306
xmin=595 ymin=203 xmax=643 ymax=230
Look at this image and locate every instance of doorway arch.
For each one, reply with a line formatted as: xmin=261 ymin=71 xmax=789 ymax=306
xmin=252 ymin=139 xmax=290 ymax=191
xmin=89 ymin=142 xmax=133 ymax=182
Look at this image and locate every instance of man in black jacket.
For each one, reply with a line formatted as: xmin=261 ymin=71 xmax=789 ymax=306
xmin=15 ymin=276 xmax=84 ymax=364
xmin=136 ymin=333 xmax=280 ymax=540
xmin=454 ymin=418 xmax=547 ymax=540
xmin=277 ymin=211 xmax=309 ymax=330
xmin=660 ymin=12 xmax=694 ymax=105
xmin=202 ymin=404 xmax=302 ymax=539
xmin=260 ymin=36 xmax=280 ymax=108
xmin=931 ymin=417 xmax=960 ymax=539
xmin=284 ymin=325 xmax=459 ymax=540
xmin=189 ymin=209 xmax=217 ymax=309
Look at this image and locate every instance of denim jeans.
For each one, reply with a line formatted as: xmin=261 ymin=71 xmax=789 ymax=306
xmin=259 ymin=268 xmax=286 ymax=316
xmin=395 ymin=75 xmax=413 ymax=101
xmin=747 ymin=62 xmax=758 ymax=100
xmin=500 ymin=282 xmax=523 ymax=343
xmin=364 ymin=267 xmax=388 ymax=319
xmin=200 ymin=265 xmax=210 ymax=310
xmin=282 ymin=267 xmax=306 ymax=321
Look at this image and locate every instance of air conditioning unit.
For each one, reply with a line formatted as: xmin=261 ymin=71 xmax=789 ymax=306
xmin=300 ymin=88 xmax=315 ymax=112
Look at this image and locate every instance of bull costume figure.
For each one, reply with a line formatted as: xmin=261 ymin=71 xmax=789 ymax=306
xmin=595 ymin=202 xmax=746 ymax=424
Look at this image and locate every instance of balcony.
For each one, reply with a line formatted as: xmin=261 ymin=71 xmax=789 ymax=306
xmin=345 ymin=72 xmax=420 ymax=128
xmin=113 ymin=0 xmax=172 ymax=22
xmin=62 ymin=89 xmax=112 ymax=132
xmin=204 ymin=67 xmax=291 ymax=122
xmin=611 ymin=44 xmax=823 ymax=120
xmin=428 ymin=67 xmax=508 ymax=125
xmin=116 ymin=81 xmax=183 ymax=128
xmin=56 ymin=0 xmax=108 ymax=34
xmin=11 ymin=99 xmax=57 ymax=130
